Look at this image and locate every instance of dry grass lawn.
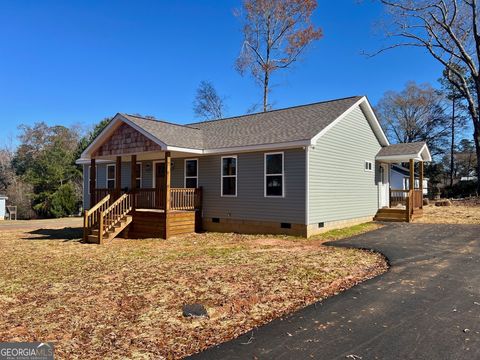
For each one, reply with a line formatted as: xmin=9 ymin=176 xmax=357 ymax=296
xmin=0 ymin=220 xmax=386 ymax=359
xmin=416 ymin=202 xmax=480 ymax=224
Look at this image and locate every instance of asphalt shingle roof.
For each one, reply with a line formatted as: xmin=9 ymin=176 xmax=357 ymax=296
xmin=377 ymin=142 xmax=426 ymax=157
xmin=122 ymin=96 xmax=363 ymax=150
xmin=122 ymin=114 xmax=204 ymax=149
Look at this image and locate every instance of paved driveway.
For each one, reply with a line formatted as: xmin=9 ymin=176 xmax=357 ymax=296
xmin=191 ymin=223 xmax=480 ymax=360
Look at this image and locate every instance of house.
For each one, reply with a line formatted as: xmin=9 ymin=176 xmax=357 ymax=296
xmin=76 ymin=96 xmax=431 ymax=243
xmin=390 ymin=164 xmax=429 ymax=195
xmin=0 ymin=195 xmax=7 ymax=220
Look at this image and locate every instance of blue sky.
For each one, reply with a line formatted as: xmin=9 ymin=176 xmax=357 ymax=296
xmin=0 ymin=0 xmax=443 ymax=147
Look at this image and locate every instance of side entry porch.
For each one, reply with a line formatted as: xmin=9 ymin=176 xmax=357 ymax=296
xmin=374 ymin=142 xmax=431 ymax=222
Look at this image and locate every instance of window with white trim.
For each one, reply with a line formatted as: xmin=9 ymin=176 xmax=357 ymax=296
xmin=135 ymin=162 xmax=142 ymax=188
xmin=221 ymin=156 xmax=237 ymax=196
xmin=364 ymin=161 xmax=373 ymax=172
xmin=265 ymin=152 xmax=284 ymax=197
xmin=185 ymin=159 xmax=198 ymax=188
xmin=107 ymin=164 xmax=116 ymax=189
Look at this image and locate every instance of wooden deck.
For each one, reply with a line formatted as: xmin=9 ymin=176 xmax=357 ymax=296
xmin=83 ymin=185 xmax=202 ymax=243
xmin=126 ymin=209 xmax=196 ymax=239
xmin=375 ymin=187 xmax=424 ymax=223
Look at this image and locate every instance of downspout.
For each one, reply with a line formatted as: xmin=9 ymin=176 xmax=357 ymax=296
xmin=305 ymin=145 xmax=310 ymax=233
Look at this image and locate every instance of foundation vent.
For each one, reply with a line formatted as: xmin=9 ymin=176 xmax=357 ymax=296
xmin=280 ymin=222 xmax=291 ymax=229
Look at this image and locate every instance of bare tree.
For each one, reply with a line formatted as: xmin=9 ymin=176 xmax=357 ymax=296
xmin=193 ymin=81 xmax=226 ymax=120
xmin=376 ymin=81 xmax=450 ymax=156
xmin=236 ymin=0 xmax=322 ymax=112
xmin=439 ymin=65 xmax=470 ymax=186
xmin=374 ymin=0 xmax=480 ymax=192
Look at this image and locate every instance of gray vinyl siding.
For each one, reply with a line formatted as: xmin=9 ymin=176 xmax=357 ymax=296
xmin=308 ymin=106 xmax=381 ymax=224
xmin=83 ymin=160 xmax=180 ymax=209
xmin=195 ymin=149 xmax=305 ymax=224
xmin=83 ymin=151 xmax=306 ymax=221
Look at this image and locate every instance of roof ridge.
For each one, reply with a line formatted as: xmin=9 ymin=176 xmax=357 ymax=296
xmin=122 ymin=113 xmax=201 ymax=130
xmin=187 ymin=95 xmax=364 ymax=126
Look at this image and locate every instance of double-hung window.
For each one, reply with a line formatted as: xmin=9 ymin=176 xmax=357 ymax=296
xmin=221 ymin=156 xmax=237 ymax=196
xmin=265 ymin=152 xmax=284 ymax=197
xmin=135 ymin=162 xmax=142 ymax=188
xmin=185 ymin=159 xmax=198 ymax=188
xmin=107 ymin=164 xmax=116 ymax=189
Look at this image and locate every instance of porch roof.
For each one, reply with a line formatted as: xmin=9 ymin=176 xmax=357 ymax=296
xmin=376 ymin=142 xmax=432 ymax=163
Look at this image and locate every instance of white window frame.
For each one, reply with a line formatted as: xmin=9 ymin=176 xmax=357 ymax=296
xmin=364 ymin=160 xmax=373 ymax=172
xmin=106 ymin=164 xmax=116 ymax=189
xmin=184 ymin=158 xmax=199 ymax=188
xmin=135 ymin=162 xmax=142 ymax=189
xmin=221 ymin=155 xmax=237 ymax=197
xmin=264 ymin=152 xmax=284 ymax=198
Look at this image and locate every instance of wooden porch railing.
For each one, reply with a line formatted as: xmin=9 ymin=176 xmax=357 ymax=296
xmin=389 ymin=189 xmax=409 ymax=207
xmin=170 ymin=188 xmax=196 ymax=210
xmin=91 ymin=187 xmax=202 ymax=212
xmin=134 ymin=188 xmax=165 ymax=209
xmin=99 ymin=193 xmax=133 ymax=243
xmin=83 ymin=194 xmax=111 ymax=241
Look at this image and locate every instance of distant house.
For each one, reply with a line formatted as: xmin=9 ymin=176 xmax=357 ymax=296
xmin=390 ymin=164 xmax=429 ymax=195
xmin=76 ymin=96 xmax=431 ymax=243
xmin=0 ymin=195 xmax=7 ymax=220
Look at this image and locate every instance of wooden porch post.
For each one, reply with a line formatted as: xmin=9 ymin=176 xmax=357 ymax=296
xmin=89 ymin=158 xmax=96 ymax=208
xmin=419 ymin=160 xmax=424 ymax=209
xmin=409 ymin=158 xmax=415 ymax=192
xmin=408 ymin=158 xmax=415 ymax=221
xmin=164 ymin=151 xmax=171 ymax=239
xmin=131 ymin=154 xmax=137 ymax=210
xmin=115 ymin=156 xmax=122 ymax=199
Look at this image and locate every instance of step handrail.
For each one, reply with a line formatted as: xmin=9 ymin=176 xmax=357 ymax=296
xmin=99 ymin=193 xmax=133 ymax=242
xmin=83 ymin=194 xmax=111 ymax=241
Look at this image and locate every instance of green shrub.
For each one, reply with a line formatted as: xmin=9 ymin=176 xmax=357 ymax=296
xmin=50 ymin=183 xmax=79 ymax=218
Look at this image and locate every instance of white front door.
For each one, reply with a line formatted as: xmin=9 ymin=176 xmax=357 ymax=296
xmin=378 ymin=164 xmax=389 ymax=208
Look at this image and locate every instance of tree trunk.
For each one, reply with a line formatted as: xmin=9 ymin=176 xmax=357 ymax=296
xmin=263 ymin=70 xmax=269 ymax=112
xmin=474 ymin=125 xmax=480 ymax=195
xmin=450 ymin=98 xmax=455 ymax=187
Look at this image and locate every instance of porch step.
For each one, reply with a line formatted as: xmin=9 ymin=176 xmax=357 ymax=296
xmin=374 ymin=208 xmax=407 ymax=222
xmin=86 ymin=215 xmax=132 ymax=243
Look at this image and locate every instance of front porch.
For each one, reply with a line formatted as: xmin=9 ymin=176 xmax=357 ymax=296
xmin=83 ymin=151 xmax=202 ymax=243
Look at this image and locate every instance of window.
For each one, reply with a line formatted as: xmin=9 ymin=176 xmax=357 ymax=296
xmin=107 ymin=164 xmax=115 ymax=189
xmin=135 ymin=162 xmax=142 ymax=189
xmin=365 ymin=161 xmax=373 ymax=172
xmin=265 ymin=152 xmax=284 ymax=197
xmin=185 ymin=159 xmax=198 ymax=188
xmin=221 ymin=156 xmax=237 ymax=196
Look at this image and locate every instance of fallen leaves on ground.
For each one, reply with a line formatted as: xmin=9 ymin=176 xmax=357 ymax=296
xmin=0 ymin=221 xmax=386 ymax=359
xmin=416 ymin=204 xmax=480 ymax=224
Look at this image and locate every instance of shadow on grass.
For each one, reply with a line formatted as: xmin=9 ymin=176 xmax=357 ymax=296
xmin=23 ymin=227 xmax=83 ymax=242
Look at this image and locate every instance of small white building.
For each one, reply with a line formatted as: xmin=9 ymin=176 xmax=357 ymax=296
xmin=0 ymin=195 xmax=7 ymax=220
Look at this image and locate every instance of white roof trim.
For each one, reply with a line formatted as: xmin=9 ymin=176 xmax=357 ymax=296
xmin=80 ymin=113 xmax=169 ymax=159
xmin=310 ymin=96 xmax=390 ymax=147
xmin=202 ymin=140 xmax=310 ymax=155
xmin=75 ymin=158 xmax=116 ymax=165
